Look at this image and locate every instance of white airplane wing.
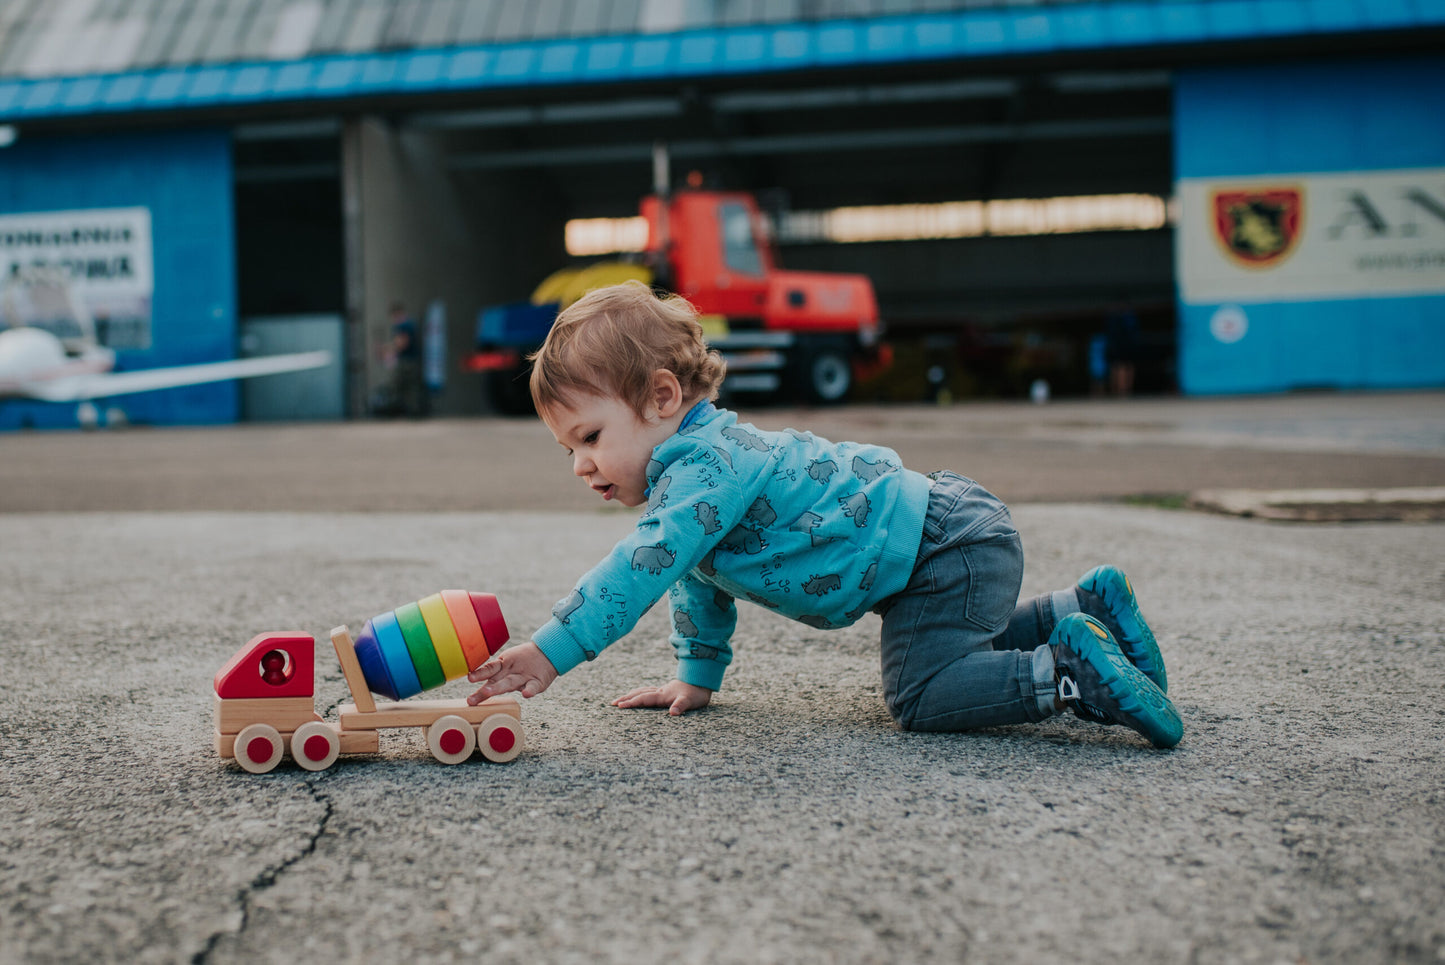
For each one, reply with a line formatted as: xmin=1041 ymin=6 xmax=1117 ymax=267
xmin=27 ymin=351 xmax=332 ymax=403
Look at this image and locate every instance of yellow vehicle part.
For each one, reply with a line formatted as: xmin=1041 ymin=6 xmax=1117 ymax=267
xmin=530 ymin=262 xmax=654 ymax=308
xmin=696 ymin=314 xmax=730 ymax=339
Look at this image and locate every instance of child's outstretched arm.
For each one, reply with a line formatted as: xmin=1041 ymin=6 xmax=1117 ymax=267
xmin=612 ymin=680 xmax=713 ymax=716
xmin=466 ymin=641 xmax=558 ymax=703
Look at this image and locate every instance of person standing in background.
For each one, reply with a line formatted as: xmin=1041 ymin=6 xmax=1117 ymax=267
xmin=377 ymin=300 xmax=428 ymax=417
xmin=1105 ymin=305 xmax=1140 ymax=398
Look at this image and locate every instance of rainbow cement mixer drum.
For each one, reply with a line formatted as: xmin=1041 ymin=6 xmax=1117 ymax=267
xmin=214 ymin=591 xmax=524 ymax=773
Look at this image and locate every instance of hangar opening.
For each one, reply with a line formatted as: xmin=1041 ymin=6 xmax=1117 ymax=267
xmin=233 ymin=120 xmax=347 ymax=420
xmin=234 ymin=121 xmax=345 ymax=321
xmin=413 ymin=60 xmax=1176 ymax=406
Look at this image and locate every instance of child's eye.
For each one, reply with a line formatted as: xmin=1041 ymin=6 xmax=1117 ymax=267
xmin=583 ymin=431 xmax=599 ymax=445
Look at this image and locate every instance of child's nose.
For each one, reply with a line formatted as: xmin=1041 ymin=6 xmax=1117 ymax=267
xmin=573 ymin=452 xmax=593 ymax=475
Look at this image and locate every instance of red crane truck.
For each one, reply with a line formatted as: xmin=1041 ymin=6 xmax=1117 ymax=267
xmin=467 ymin=187 xmax=889 ymax=413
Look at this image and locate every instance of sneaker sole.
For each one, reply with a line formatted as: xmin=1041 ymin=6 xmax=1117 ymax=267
xmin=1065 ymin=615 xmax=1183 ymax=749
xmin=1079 ymin=565 xmax=1167 ymax=693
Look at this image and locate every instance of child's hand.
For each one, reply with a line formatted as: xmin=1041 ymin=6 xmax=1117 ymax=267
xmin=466 ymin=641 xmax=558 ymax=703
xmin=612 ymin=680 xmax=713 ymax=716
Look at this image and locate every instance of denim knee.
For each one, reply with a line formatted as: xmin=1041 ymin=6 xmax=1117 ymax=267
xmin=885 ymin=644 xmax=1057 ymax=732
xmin=886 ymin=688 xmax=917 ymax=729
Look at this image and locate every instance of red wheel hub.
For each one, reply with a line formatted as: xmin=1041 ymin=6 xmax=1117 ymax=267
xmin=488 ymin=727 xmax=515 ymax=754
xmin=439 ymin=728 xmax=468 ymax=756
xmin=246 ymin=737 xmax=275 ymax=764
xmin=302 ymin=735 xmax=331 ymax=761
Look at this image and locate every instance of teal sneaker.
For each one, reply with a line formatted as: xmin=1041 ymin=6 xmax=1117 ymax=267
xmin=1052 ymin=613 xmax=1183 ymax=749
xmin=1077 ymin=565 xmax=1167 ymax=693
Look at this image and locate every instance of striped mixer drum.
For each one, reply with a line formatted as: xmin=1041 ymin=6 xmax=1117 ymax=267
xmin=352 ymin=591 xmax=509 ymax=700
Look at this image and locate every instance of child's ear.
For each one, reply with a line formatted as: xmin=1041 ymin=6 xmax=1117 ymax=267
xmin=652 ymin=369 xmax=684 ymax=419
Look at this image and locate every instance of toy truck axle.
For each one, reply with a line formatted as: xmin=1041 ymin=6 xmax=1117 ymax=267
xmin=214 ymin=599 xmax=525 ymax=773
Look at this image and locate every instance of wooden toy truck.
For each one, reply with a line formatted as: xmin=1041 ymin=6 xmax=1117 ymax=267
xmin=214 ymin=625 xmax=524 ymax=773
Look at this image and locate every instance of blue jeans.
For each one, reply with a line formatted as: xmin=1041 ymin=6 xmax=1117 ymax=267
xmin=877 ymin=472 xmax=1071 ymax=732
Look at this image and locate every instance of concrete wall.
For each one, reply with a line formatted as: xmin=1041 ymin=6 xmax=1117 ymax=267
xmin=343 ymin=118 xmax=566 ymax=417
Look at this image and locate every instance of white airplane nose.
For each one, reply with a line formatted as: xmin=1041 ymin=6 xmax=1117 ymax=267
xmin=0 ymin=327 xmax=68 ymax=381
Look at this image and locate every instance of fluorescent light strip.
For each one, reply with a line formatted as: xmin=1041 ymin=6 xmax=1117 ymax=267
xmin=566 ymin=218 xmax=651 ymax=258
xmin=565 ymin=194 xmax=1171 ymax=256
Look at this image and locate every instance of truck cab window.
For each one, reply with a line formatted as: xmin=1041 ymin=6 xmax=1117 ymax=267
xmin=720 ymin=202 xmax=764 ymax=277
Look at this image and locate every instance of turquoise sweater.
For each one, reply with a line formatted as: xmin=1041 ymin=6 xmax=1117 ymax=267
xmin=532 ymin=402 xmax=932 ymax=690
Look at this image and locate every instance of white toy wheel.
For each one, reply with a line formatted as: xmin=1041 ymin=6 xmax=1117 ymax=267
xmin=234 ymin=723 xmax=284 ymax=774
xmin=426 ymin=715 xmax=477 ymax=765
xmin=477 ymin=715 xmax=525 ymax=763
xmin=291 ymin=721 xmax=341 ymax=771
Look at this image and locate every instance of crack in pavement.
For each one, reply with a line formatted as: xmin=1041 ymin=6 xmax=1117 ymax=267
xmin=191 ymin=779 xmax=334 ymax=964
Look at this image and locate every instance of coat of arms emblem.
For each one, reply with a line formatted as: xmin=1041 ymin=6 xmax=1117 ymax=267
xmin=1211 ymin=187 xmax=1303 ymax=268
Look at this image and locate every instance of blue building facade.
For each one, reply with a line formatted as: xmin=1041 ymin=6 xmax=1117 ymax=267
xmin=0 ymin=128 xmax=236 ymax=427
xmin=0 ymin=0 xmax=1442 ymax=425
xmin=1175 ymin=56 xmax=1445 ymax=393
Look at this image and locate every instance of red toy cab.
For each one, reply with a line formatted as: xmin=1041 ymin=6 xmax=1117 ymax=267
xmin=214 ymin=632 xmax=316 ymax=700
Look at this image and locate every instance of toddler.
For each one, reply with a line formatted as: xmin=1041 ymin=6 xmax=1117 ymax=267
xmin=468 ymin=281 xmax=1181 ymax=748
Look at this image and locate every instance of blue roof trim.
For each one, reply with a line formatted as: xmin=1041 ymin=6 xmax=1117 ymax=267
xmin=1 ymin=0 xmax=1441 ymax=123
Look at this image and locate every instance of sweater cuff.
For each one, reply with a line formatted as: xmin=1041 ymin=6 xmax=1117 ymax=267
xmin=532 ymin=619 xmax=591 ymax=677
xmin=676 ymin=656 xmax=726 ymax=691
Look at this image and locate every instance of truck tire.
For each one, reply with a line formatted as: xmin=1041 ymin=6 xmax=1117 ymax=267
xmin=234 ymin=723 xmax=284 ymax=774
xmin=427 ymin=714 xmax=477 ymax=764
xmin=486 ymin=366 xmax=535 ymax=416
xmin=477 ymin=715 xmax=525 ymax=763
xmin=291 ymin=721 xmax=341 ymax=771
xmin=797 ymin=341 xmax=853 ymax=404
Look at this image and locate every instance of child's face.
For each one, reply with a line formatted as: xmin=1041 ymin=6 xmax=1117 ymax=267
xmin=541 ymin=392 xmax=675 ymax=508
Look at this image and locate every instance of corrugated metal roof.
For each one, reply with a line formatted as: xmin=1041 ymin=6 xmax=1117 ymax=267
xmin=0 ymin=0 xmax=1125 ymax=79
xmin=0 ymin=0 xmax=1440 ymax=122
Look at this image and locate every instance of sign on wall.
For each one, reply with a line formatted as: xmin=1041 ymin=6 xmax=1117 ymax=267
xmin=0 ymin=206 xmax=154 ymax=348
xmin=1177 ymin=167 xmax=1445 ymax=304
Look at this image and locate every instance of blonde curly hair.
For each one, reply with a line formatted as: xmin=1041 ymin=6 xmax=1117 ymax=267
xmin=529 ymin=280 xmax=726 ymax=419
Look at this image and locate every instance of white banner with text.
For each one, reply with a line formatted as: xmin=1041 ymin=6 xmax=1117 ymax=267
xmin=0 ymin=206 xmax=154 ymax=348
xmin=1177 ymin=167 xmax=1445 ymax=304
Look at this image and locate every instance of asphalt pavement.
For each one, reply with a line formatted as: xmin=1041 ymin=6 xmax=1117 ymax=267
xmin=2 ymin=390 xmax=1444 ymax=512
xmin=1 ymin=391 xmax=1442 ymax=964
